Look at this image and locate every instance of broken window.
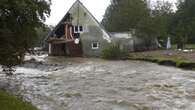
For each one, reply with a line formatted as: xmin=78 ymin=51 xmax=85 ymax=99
xmin=66 ymin=13 xmax=73 ymax=22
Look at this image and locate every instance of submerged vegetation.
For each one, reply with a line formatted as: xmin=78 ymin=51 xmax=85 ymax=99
xmin=0 ymin=90 xmax=38 ymax=110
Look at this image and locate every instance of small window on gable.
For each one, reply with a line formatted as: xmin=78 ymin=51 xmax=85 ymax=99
xmin=92 ymin=42 xmax=99 ymax=50
xmin=74 ymin=25 xmax=83 ymax=33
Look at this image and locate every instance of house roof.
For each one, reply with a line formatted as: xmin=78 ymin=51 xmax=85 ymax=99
xmin=110 ymin=32 xmax=133 ymax=39
xmin=45 ymin=0 xmax=111 ymax=42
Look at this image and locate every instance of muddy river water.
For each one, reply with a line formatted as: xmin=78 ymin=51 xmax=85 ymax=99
xmin=1 ymin=57 xmax=195 ymax=110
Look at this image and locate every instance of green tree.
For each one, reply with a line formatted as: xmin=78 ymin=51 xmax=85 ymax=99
xmin=102 ymin=0 xmax=149 ymax=32
xmin=0 ymin=0 xmax=51 ymax=74
xmin=35 ymin=25 xmax=52 ymax=47
xmin=137 ymin=0 xmax=173 ymax=48
xmin=152 ymin=1 xmax=173 ymax=39
xmin=171 ymin=0 xmax=195 ymax=48
xmin=102 ymin=0 xmax=174 ymax=50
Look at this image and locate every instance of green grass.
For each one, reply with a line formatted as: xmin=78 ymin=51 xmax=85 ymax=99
xmin=186 ymin=44 xmax=195 ymax=49
xmin=128 ymin=55 xmax=195 ymax=70
xmin=171 ymin=44 xmax=195 ymax=49
xmin=0 ymin=90 xmax=38 ymax=110
xmin=129 ymin=46 xmax=195 ymax=70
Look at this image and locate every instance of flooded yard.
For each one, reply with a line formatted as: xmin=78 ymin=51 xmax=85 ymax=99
xmin=1 ymin=56 xmax=195 ymax=110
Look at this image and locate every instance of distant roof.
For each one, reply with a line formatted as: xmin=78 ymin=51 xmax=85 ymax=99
xmin=109 ymin=32 xmax=133 ymax=39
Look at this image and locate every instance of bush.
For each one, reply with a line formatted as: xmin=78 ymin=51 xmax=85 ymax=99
xmin=101 ymin=44 xmax=128 ymax=60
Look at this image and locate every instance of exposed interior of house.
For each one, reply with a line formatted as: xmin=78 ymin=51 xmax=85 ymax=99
xmin=48 ymin=12 xmax=83 ymax=56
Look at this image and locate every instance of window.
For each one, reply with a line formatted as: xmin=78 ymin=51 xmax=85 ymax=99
xmin=74 ymin=25 xmax=83 ymax=33
xmin=79 ymin=26 xmax=83 ymax=32
xmin=75 ymin=26 xmax=78 ymax=32
xmin=91 ymin=42 xmax=99 ymax=50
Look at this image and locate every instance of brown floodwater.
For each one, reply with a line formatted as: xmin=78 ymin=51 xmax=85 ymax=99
xmin=1 ymin=56 xmax=195 ymax=110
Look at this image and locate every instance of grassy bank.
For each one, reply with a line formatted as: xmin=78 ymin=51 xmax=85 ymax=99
xmin=129 ymin=50 xmax=195 ymax=70
xmin=0 ymin=90 xmax=38 ymax=110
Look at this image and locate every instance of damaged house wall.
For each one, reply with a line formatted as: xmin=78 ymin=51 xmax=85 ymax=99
xmin=46 ymin=0 xmax=111 ymax=57
xmin=68 ymin=1 xmax=111 ymax=57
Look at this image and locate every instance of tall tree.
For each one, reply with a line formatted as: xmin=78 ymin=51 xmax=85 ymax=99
xmin=147 ymin=0 xmax=173 ymax=45
xmin=171 ymin=0 xmax=195 ymax=48
xmin=0 ymin=0 xmax=51 ymax=74
xmin=102 ymin=0 xmax=174 ymax=49
xmin=35 ymin=25 xmax=52 ymax=47
xmin=102 ymin=0 xmax=149 ymax=32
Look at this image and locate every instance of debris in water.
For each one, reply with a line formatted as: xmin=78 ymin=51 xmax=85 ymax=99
xmin=64 ymin=91 xmax=82 ymax=98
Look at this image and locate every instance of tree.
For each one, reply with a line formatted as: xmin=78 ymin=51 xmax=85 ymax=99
xmin=171 ymin=0 xmax=195 ymax=48
xmin=0 ymin=0 xmax=51 ymax=74
xmin=35 ymin=25 xmax=52 ymax=47
xmin=102 ymin=0 xmax=174 ymax=50
xmin=147 ymin=0 xmax=173 ymax=47
xmin=102 ymin=0 xmax=149 ymax=32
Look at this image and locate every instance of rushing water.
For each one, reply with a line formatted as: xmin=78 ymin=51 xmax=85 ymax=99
xmin=1 ymin=57 xmax=195 ymax=110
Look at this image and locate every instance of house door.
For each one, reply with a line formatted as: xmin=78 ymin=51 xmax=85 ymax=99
xmin=66 ymin=41 xmax=83 ymax=57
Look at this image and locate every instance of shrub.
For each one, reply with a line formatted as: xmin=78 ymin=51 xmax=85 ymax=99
xmin=101 ymin=44 xmax=128 ymax=60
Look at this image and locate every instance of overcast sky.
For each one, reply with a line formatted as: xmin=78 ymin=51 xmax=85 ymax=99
xmin=45 ymin=0 xmax=177 ymax=26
